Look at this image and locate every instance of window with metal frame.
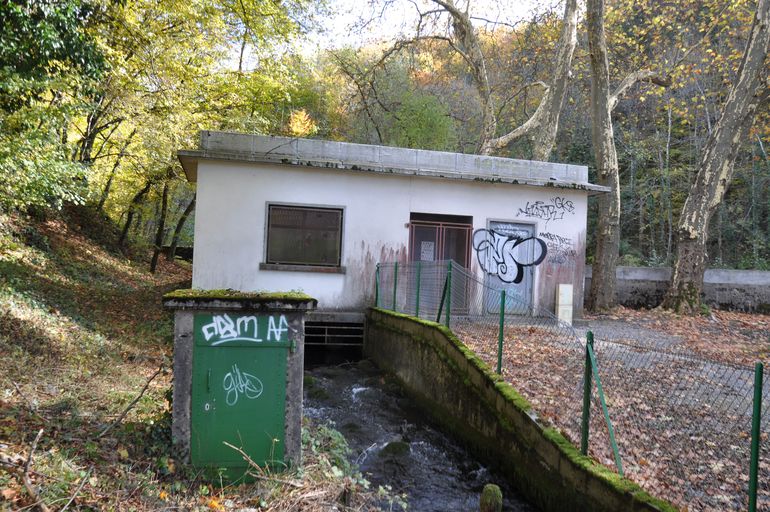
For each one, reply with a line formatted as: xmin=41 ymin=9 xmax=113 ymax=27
xmin=266 ymin=205 xmax=343 ymax=267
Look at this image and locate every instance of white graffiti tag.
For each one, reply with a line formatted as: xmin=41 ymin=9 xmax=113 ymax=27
xmin=223 ymin=364 xmax=264 ymax=406
xmin=472 ymin=229 xmax=548 ymax=284
xmin=201 ymin=313 xmax=290 ymax=345
xmin=517 ymin=197 xmax=575 ymax=225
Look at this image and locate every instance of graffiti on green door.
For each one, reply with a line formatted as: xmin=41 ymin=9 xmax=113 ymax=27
xmin=222 ymin=364 xmax=263 ymax=406
xmin=200 ymin=313 xmax=290 ymax=345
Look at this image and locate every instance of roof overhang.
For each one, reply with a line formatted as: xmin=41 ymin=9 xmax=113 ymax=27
xmin=177 ymin=132 xmax=610 ymax=195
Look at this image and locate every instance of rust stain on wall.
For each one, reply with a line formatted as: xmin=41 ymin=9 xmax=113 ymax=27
xmin=338 ymin=242 xmax=407 ymax=309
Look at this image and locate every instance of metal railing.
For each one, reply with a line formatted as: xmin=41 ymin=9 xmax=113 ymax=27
xmin=374 ymin=260 xmax=769 ymax=511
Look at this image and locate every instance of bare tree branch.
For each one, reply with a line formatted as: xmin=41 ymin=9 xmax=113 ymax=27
xmin=481 ymin=0 xmax=578 ymax=159
xmin=13 ymin=382 xmax=48 ymax=423
xmin=59 ymin=467 xmax=92 ymax=512
xmin=23 ymin=429 xmax=51 ymax=512
xmin=609 ymin=70 xmax=672 ymax=111
xmin=97 ymin=365 xmax=163 ymax=438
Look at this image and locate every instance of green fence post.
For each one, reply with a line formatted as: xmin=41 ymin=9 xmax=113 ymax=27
xmin=749 ymin=362 xmax=764 ymax=512
xmin=586 ymin=341 xmax=624 ymax=477
xmin=375 ymin=264 xmax=380 ymax=307
xmin=415 ymin=261 xmax=422 ymax=318
xmin=392 ymin=262 xmax=398 ymax=312
xmin=497 ymin=290 xmax=505 ymax=374
xmin=445 ymin=260 xmax=452 ymax=327
xmin=436 ymin=273 xmax=448 ymax=323
xmin=581 ymin=331 xmax=594 ymax=456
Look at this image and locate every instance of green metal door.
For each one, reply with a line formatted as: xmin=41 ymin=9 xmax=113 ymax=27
xmin=191 ymin=313 xmax=291 ymax=475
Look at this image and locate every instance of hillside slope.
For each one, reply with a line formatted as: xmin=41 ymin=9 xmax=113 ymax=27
xmin=0 ymin=206 xmax=192 ymax=509
xmin=0 ymin=207 xmax=380 ymax=511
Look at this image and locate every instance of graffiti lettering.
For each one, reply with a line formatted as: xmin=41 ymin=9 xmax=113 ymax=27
xmin=223 ymin=364 xmax=263 ymax=406
xmin=517 ymin=197 xmax=575 ymax=225
xmin=268 ymin=315 xmax=289 ymax=342
xmin=540 ymin=232 xmax=576 ymax=265
xmin=472 ymin=229 xmax=547 ymax=284
xmin=201 ymin=313 xmax=289 ymax=346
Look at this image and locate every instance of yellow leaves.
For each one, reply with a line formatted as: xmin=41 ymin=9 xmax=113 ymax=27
xmin=207 ymin=498 xmax=225 ymax=510
xmin=287 ymin=109 xmax=317 ymax=137
xmin=159 ymin=490 xmax=169 ymax=500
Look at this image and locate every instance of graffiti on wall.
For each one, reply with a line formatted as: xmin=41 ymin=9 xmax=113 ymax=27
xmin=201 ymin=313 xmax=290 ymax=346
xmin=517 ymin=197 xmax=575 ymax=225
xmin=472 ymin=228 xmax=547 ymax=284
xmin=539 ymin=232 xmax=577 ymax=265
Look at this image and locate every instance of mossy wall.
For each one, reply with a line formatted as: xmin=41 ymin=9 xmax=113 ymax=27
xmin=364 ymin=308 xmax=676 ymax=512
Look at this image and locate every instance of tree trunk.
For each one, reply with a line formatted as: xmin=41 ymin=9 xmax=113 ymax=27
xmin=78 ymin=94 xmax=106 ymax=165
xmin=119 ymin=181 xmax=152 ymax=247
xmin=662 ymin=0 xmax=769 ymax=313
xmin=150 ymin=181 xmax=170 ymax=273
xmin=586 ymin=0 xmax=621 ymax=312
xmin=97 ymin=129 xmax=136 ymax=211
xmin=665 ymin=105 xmax=674 ymax=262
xmin=166 ymin=193 xmax=195 ymax=261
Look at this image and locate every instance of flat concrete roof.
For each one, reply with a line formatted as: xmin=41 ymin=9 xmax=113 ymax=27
xmin=178 ymin=131 xmax=609 ymax=194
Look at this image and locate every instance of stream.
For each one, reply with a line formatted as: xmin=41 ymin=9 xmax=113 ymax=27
xmin=303 ymin=359 xmax=537 ymax=512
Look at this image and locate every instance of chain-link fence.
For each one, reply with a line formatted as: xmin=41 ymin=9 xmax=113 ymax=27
xmin=375 ymin=260 xmax=769 ymax=511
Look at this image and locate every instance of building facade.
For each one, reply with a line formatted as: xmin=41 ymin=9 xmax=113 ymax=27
xmin=179 ymin=131 xmax=606 ymax=319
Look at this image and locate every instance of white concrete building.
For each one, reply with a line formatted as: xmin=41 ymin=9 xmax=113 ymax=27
xmin=178 ymin=131 xmax=607 ymax=322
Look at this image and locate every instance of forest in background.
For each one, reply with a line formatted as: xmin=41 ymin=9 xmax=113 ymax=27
xmin=2 ymin=0 xmax=769 ymax=299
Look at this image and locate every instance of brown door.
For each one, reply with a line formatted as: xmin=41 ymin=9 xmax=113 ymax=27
xmin=408 ymin=214 xmax=472 ymax=267
xmin=407 ymin=214 xmax=472 ymax=316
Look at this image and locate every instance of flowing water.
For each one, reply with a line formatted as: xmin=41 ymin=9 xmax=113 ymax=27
xmin=304 ymin=359 xmax=537 ymax=512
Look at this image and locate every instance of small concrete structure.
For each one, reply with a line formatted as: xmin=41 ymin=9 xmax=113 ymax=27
xmin=163 ymin=290 xmax=316 ymax=472
xmin=585 ymin=266 xmax=770 ymax=312
xmin=178 ymin=132 xmax=607 ymax=318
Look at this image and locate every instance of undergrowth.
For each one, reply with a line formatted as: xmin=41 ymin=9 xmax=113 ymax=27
xmin=0 ymin=206 xmax=381 ymax=511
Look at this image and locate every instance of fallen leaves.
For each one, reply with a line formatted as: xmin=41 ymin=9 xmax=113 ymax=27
xmin=454 ymin=308 xmax=770 ymax=512
xmin=1 ymin=487 xmax=17 ymax=501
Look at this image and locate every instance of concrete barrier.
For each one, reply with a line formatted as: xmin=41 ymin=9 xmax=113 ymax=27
xmin=584 ymin=266 xmax=770 ymax=312
xmin=364 ymin=308 xmax=675 ymax=512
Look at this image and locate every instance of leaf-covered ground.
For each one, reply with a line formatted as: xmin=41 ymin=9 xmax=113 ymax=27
xmin=456 ymin=307 xmax=770 ymax=512
xmin=0 ymin=208 xmax=378 ymax=511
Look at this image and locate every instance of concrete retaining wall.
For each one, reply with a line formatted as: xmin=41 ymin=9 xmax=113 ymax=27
xmin=584 ymin=266 xmax=770 ymax=312
xmin=364 ymin=308 xmax=674 ymax=512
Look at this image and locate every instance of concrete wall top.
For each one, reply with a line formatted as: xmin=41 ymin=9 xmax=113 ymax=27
xmin=585 ymin=265 xmax=770 ymax=286
xmin=178 ymin=131 xmax=606 ymax=194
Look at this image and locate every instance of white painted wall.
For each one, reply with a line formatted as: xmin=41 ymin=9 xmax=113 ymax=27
xmin=192 ymin=160 xmax=588 ymax=314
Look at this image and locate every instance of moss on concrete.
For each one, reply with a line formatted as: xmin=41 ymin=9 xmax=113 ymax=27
xmin=164 ymin=288 xmax=314 ymax=302
xmin=480 ymin=484 xmax=503 ymax=512
xmin=367 ymin=308 xmax=678 ymax=512
xmin=372 ymin=308 xmax=532 ymax=412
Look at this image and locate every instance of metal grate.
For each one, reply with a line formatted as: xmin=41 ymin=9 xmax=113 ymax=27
xmin=305 ymin=321 xmax=364 ymax=347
